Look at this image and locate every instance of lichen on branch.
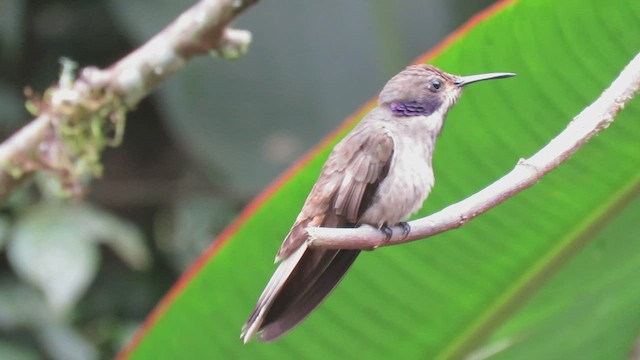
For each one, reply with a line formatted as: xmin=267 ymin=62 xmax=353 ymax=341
xmin=0 ymin=0 xmax=259 ymax=200
xmin=21 ymin=59 xmax=129 ymax=197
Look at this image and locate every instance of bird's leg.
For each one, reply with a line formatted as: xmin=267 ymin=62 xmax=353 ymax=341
xmin=399 ymin=222 xmax=411 ymax=239
xmin=380 ymin=224 xmax=393 ymax=241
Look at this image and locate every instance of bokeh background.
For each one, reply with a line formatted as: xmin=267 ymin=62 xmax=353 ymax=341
xmin=0 ymin=0 xmax=497 ymax=358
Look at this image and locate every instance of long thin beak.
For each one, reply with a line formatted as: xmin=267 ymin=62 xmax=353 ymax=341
xmin=454 ymin=72 xmax=516 ymax=87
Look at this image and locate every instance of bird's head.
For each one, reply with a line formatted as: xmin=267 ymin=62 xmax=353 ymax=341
xmin=378 ymin=64 xmax=515 ymax=117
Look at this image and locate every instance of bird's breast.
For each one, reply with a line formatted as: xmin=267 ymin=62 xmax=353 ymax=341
xmin=359 ymin=119 xmax=438 ymax=226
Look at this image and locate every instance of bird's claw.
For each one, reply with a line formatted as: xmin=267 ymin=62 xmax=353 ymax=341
xmin=380 ymin=225 xmax=393 ymax=241
xmin=379 ymin=223 xmax=410 ymax=242
xmin=399 ymin=222 xmax=411 ymax=239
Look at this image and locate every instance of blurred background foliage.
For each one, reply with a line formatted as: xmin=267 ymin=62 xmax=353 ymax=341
xmin=0 ymin=0 xmax=496 ymax=358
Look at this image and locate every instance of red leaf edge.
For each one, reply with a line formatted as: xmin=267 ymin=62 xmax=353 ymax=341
xmin=116 ymin=0 xmax=518 ymax=357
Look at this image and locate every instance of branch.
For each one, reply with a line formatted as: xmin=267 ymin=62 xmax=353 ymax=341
xmin=308 ymin=51 xmax=640 ymax=250
xmin=90 ymin=1 xmax=257 ymax=106
xmin=0 ymin=0 xmax=258 ymax=200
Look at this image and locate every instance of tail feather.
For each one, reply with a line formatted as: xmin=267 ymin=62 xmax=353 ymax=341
xmin=241 ymin=245 xmax=360 ymax=342
xmin=241 ymin=244 xmax=306 ymax=343
xmin=261 ymin=248 xmax=339 ymax=324
xmin=260 ymin=248 xmax=359 ymax=341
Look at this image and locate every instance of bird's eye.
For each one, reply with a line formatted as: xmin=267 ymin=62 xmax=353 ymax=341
xmin=429 ymin=79 xmax=442 ymax=92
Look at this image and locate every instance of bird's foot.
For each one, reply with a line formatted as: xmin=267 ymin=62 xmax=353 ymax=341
xmin=399 ymin=222 xmax=411 ymax=239
xmin=380 ymin=224 xmax=393 ymax=242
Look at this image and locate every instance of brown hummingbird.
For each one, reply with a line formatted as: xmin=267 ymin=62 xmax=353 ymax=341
xmin=241 ymin=64 xmax=515 ymax=343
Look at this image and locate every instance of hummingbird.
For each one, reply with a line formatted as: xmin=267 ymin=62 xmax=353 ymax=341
xmin=241 ymin=64 xmax=515 ymax=343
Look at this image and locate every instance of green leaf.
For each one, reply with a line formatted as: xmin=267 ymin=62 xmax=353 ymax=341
xmin=0 ymin=279 xmax=98 ymax=360
xmin=0 ymin=278 xmax=54 ymax=330
xmin=8 ymin=204 xmax=101 ymax=315
xmin=121 ymin=0 xmax=640 ymax=359
xmin=480 ymin=197 xmax=640 ymax=359
xmin=35 ymin=322 xmax=98 ymax=360
xmin=8 ymin=202 xmax=149 ymax=314
xmin=0 ymin=340 xmax=41 ymax=360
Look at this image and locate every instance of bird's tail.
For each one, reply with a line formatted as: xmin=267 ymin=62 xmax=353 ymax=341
xmin=241 ymin=244 xmax=360 ymax=343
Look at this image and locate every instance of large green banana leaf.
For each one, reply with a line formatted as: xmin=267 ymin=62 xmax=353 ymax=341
xmin=120 ymin=0 xmax=640 ymax=358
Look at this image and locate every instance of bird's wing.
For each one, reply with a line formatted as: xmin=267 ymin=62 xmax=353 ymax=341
xmin=276 ymin=125 xmax=395 ymax=260
xmin=241 ymin=122 xmax=395 ymax=343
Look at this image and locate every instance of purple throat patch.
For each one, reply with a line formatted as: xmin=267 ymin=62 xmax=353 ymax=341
xmin=390 ymin=100 xmax=439 ymax=117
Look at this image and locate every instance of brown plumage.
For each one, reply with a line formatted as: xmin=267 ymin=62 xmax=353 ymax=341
xmin=241 ymin=64 xmax=515 ymax=343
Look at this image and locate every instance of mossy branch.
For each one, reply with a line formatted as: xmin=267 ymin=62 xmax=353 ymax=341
xmin=0 ymin=0 xmax=259 ymax=199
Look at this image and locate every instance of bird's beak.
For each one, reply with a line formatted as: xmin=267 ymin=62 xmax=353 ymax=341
xmin=454 ymin=72 xmax=516 ymax=87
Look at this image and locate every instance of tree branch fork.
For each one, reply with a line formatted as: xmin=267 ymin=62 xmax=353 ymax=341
xmin=307 ymin=52 xmax=640 ymax=250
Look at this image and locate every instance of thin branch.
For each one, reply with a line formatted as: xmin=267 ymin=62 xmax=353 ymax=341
xmin=0 ymin=0 xmax=258 ymax=200
xmin=308 ymin=51 xmax=640 ymax=250
xmin=89 ymin=1 xmax=257 ymax=106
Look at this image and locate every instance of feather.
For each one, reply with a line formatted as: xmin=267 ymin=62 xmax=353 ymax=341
xmin=241 ymin=118 xmax=394 ymax=342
